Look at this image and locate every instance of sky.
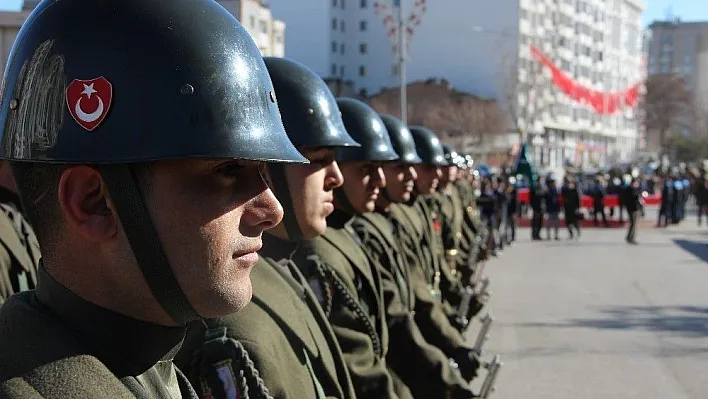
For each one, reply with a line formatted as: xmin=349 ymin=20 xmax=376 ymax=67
xmin=0 ymin=0 xmax=705 ymax=25
xmin=0 ymin=0 xmax=21 ymax=12
xmin=642 ymin=0 xmax=708 ymax=26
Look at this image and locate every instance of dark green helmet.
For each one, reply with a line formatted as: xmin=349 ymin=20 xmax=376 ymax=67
xmin=264 ymin=57 xmax=359 ymax=149
xmin=379 ymin=114 xmax=422 ymax=164
xmin=442 ymin=144 xmax=461 ymax=166
xmin=263 ymin=57 xmax=359 ymax=241
xmin=1 ymin=0 xmax=307 ymax=325
xmin=335 ymin=98 xmax=399 ymax=163
xmin=0 ymin=0 xmax=305 ymax=164
xmin=410 ymin=126 xmax=446 ymax=166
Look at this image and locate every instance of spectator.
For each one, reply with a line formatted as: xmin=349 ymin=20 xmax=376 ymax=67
xmin=561 ymin=176 xmax=582 ymax=239
xmin=544 ymin=177 xmax=561 ymax=240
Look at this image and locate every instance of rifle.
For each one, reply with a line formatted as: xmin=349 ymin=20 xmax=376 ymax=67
xmin=478 ymin=355 xmax=503 ymax=398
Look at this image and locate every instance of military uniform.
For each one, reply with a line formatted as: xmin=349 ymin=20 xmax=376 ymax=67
xmin=0 ymin=266 xmax=197 ymax=398
xmin=177 ymin=236 xmax=356 ymax=399
xmin=0 ymin=187 xmax=40 ymax=304
xmin=416 ymin=195 xmax=462 ymax=318
xmin=352 ymin=211 xmax=475 ymax=398
xmin=388 ymin=202 xmax=468 ymax=358
xmin=304 ymin=211 xmax=401 ymax=399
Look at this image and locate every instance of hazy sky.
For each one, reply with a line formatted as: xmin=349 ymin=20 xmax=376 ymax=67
xmin=643 ymin=0 xmax=708 ymax=26
xmin=0 ymin=0 xmax=706 ymax=28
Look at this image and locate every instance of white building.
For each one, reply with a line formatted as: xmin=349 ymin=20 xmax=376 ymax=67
xmin=270 ymin=0 xmax=645 ymax=172
xmin=217 ymin=0 xmax=286 ymax=57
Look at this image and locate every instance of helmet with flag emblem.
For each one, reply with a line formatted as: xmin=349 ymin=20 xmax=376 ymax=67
xmin=0 ymin=0 xmax=307 ymax=325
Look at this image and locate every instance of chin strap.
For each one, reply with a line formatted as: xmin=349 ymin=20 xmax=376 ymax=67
xmin=267 ymin=164 xmax=303 ymax=241
xmin=99 ymin=164 xmax=200 ymax=325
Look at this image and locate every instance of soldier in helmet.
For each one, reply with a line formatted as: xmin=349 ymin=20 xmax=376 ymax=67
xmin=176 ymin=57 xmax=357 ymax=399
xmin=297 ymin=98 xmax=406 ymax=398
xmin=408 ymin=127 xmax=464 ymax=325
xmin=378 ymin=125 xmax=481 ymax=391
xmin=350 ymin=114 xmax=479 ymax=398
xmin=0 ymin=0 xmax=307 ymax=396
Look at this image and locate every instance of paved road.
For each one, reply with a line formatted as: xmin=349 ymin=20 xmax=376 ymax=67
xmin=468 ymin=211 xmax=708 ymax=399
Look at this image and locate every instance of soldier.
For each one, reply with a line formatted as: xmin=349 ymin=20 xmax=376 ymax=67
xmin=176 ymin=57 xmax=358 ymax=399
xmin=409 ymin=127 xmax=464 ymax=324
xmin=0 ymin=0 xmax=307 ymax=396
xmin=0 ymin=161 xmax=41 ymax=305
xmin=350 ymin=114 xmax=478 ymax=398
xmin=298 ymin=98 xmax=406 ymax=398
xmin=386 ymin=128 xmax=481 ymax=370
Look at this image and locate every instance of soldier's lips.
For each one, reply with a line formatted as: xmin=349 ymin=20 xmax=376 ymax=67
xmin=233 ymin=244 xmax=262 ymax=266
xmin=323 ymin=200 xmax=334 ymax=214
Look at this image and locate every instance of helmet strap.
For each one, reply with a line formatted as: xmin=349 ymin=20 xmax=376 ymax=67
xmin=99 ymin=164 xmax=200 ymax=325
xmin=268 ymin=163 xmax=303 ymax=241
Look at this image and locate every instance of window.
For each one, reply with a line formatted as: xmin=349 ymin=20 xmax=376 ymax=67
xmin=340 ymin=65 xmax=345 ymax=77
xmin=359 ymin=65 xmax=366 ymax=77
xmin=360 ymin=20 xmax=367 ymax=31
xmin=341 ymin=20 xmax=345 ymax=32
xmin=332 ymin=18 xmax=337 ymax=30
xmin=360 ymin=43 xmax=367 ymax=53
xmin=331 ymin=41 xmax=337 ymax=53
xmin=249 ymin=16 xmax=255 ymax=28
xmin=331 ymin=63 xmax=337 ymax=76
xmin=340 ymin=43 xmax=345 ymax=54
xmin=360 ymin=0 xmax=366 ymax=7
xmin=341 ymin=0 xmax=345 ymax=9
xmin=259 ymin=20 xmax=268 ymax=34
xmin=333 ymin=0 xmax=337 ymax=5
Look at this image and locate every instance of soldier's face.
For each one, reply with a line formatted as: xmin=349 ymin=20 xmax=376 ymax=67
xmin=447 ymin=165 xmax=458 ymax=182
xmin=143 ymin=159 xmax=283 ymax=319
xmin=415 ymin=165 xmax=441 ymax=194
xmin=338 ymin=161 xmax=386 ymax=213
xmin=382 ymin=162 xmax=417 ymax=203
xmin=284 ymin=148 xmax=343 ymax=239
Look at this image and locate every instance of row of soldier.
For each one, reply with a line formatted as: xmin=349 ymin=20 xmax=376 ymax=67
xmin=0 ymin=0 xmax=502 ymax=398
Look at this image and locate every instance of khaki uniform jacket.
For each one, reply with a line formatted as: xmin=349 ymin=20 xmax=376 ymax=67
xmin=0 ymin=202 xmax=40 ymax=304
xmin=0 ymin=288 xmax=196 ymax=398
xmin=303 ymin=214 xmax=400 ymax=399
xmin=177 ymin=256 xmax=356 ymax=399
xmin=352 ymin=212 xmax=473 ymax=398
xmin=415 ymin=196 xmax=462 ymax=314
xmin=388 ymin=203 xmax=467 ymax=359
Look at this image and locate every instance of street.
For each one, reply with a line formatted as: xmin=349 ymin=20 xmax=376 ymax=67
xmin=469 ymin=211 xmax=708 ymax=399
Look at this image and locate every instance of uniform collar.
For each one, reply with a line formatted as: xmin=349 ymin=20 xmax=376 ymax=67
xmin=35 ymin=264 xmax=186 ymax=377
xmin=260 ymin=233 xmax=299 ymax=263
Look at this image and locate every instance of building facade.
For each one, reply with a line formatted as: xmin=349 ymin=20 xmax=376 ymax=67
xmin=646 ymin=20 xmax=708 ymax=134
xmin=270 ymin=0 xmax=645 ymax=172
xmin=218 ymin=0 xmax=286 ymax=57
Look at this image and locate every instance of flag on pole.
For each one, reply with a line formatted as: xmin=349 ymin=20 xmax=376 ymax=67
xmin=513 ymin=142 xmax=536 ymax=184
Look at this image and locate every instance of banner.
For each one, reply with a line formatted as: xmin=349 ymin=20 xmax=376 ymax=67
xmin=529 ymin=45 xmax=640 ymax=115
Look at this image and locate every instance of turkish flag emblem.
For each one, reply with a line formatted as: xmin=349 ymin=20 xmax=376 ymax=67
xmin=66 ymin=77 xmax=113 ymax=131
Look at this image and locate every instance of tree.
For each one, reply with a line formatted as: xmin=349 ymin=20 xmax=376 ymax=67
xmin=642 ymin=73 xmax=694 ymax=162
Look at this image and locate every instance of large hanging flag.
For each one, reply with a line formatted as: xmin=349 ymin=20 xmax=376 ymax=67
xmin=529 ymin=45 xmax=640 ymax=115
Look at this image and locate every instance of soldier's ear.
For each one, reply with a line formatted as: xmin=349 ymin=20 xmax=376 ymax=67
xmin=57 ymin=166 xmax=118 ymax=242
